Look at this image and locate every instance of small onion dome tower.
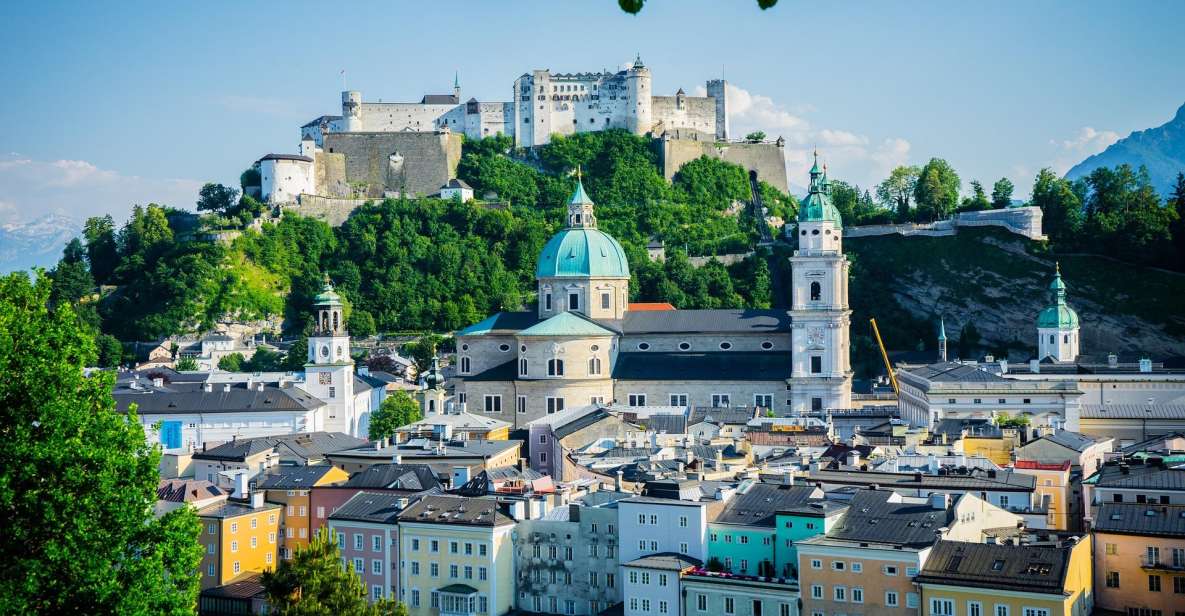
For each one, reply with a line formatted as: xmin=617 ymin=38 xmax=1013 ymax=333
xmin=937 ymin=318 xmax=948 ymax=362
xmin=419 ymin=355 xmax=447 ymax=415
xmin=1036 ymin=262 xmax=1080 ymax=362
xmin=534 ymin=173 xmax=630 ymax=320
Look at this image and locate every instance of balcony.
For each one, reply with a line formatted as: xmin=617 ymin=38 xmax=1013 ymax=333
xmin=1140 ymin=556 xmax=1185 ymax=571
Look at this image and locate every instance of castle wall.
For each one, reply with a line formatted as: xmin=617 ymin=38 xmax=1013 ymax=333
xmin=660 ymin=139 xmax=789 ymax=193
xmin=323 ymin=131 xmax=462 ymax=198
xmin=314 ymin=151 xmax=349 ymax=198
xmin=357 ymin=102 xmax=461 ymax=132
xmin=281 ymin=195 xmax=370 ymax=227
xmin=651 ymin=96 xmax=717 ymax=136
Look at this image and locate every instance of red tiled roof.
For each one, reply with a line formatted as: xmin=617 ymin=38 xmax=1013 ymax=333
xmin=628 ymin=302 xmax=676 ymax=312
xmin=1015 ymin=460 xmax=1071 ymax=471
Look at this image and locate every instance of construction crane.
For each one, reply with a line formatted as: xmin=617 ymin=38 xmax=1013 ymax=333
xmin=869 ymin=318 xmax=899 ymax=397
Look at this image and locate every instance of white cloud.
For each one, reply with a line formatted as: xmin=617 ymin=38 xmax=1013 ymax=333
xmin=706 ymin=84 xmax=912 ymax=192
xmin=0 ymin=154 xmax=202 ymax=226
xmin=1049 ymin=126 xmax=1121 ymax=175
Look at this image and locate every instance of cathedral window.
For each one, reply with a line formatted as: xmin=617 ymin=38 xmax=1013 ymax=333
xmin=544 ymin=293 xmax=552 ymax=311
xmin=568 ymin=293 xmax=579 ymax=310
xmin=548 ymin=359 xmax=564 ymax=376
xmin=761 ymin=341 xmax=774 ymax=350
xmin=499 ymin=344 xmax=510 ymax=352
xmin=719 ymin=341 xmax=733 ymax=350
xmin=810 ymin=356 xmax=822 ymax=374
xmin=519 ymin=359 xmax=527 ymax=376
xmin=600 ymin=293 xmax=611 ymax=310
xmin=328 ymin=387 xmax=336 ymax=399
xmin=588 ymin=357 xmax=602 ymax=376
xmin=811 ymin=229 xmax=820 ymax=235
xmin=460 ymin=357 xmax=471 ymax=373
xmin=810 ymin=282 xmax=822 ymax=302
xmin=678 ymin=342 xmax=691 ymax=351
xmin=637 ymin=342 xmax=650 ymax=351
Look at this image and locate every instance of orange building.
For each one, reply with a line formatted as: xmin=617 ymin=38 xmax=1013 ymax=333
xmin=257 ymin=465 xmax=348 ymax=559
xmin=197 ymin=495 xmax=281 ymax=589
xmin=1014 ymin=459 xmax=1073 ymax=530
xmin=1091 ymin=502 xmax=1185 ymax=615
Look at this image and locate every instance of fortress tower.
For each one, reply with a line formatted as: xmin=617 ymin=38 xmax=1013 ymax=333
xmin=342 ymin=90 xmax=363 ymax=132
xmin=788 ymin=153 xmax=853 ymax=412
xmin=706 ymin=79 xmax=729 ymax=140
xmin=624 ymin=55 xmax=652 ymax=136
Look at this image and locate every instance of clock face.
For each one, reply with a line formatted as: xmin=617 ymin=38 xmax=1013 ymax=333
xmin=320 ymin=345 xmax=330 ymax=358
xmin=318 ymin=372 xmax=332 ymax=385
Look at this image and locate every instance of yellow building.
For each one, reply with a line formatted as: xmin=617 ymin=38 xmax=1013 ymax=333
xmin=257 ymin=465 xmax=349 ymax=559
xmin=917 ymin=537 xmax=1093 ymax=616
xmin=959 ymin=433 xmax=1017 ymax=467
xmin=1091 ymin=502 xmax=1185 ymax=616
xmin=1014 ymin=460 xmax=1073 ymax=530
xmin=197 ymin=497 xmax=281 ymax=589
xmin=397 ymin=495 xmax=516 ymax=616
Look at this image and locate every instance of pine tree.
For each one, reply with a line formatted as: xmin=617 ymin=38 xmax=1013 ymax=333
xmin=261 ymin=529 xmax=407 ymax=616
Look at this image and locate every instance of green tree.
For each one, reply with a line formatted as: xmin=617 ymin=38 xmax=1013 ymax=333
xmin=282 ymin=336 xmax=309 ymax=372
xmin=1030 ymin=168 xmax=1083 ymax=246
xmin=240 ymin=167 xmax=262 ymax=191
xmin=368 ymin=391 xmax=423 ymax=441
xmin=744 ymin=131 xmax=766 ymax=142
xmin=49 ymin=238 xmax=95 ymax=307
xmin=875 ymin=165 xmax=921 ymax=221
xmin=991 ymin=177 xmax=1014 ymax=209
xmin=1172 ymin=172 xmax=1185 ymax=269
xmin=196 ymin=182 xmax=240 ymax=215
xmin=349 ymin=309 xmax=376 ymax=338
xmin=95 ymin=333 xmax=124 ymax=368
xmin=243 ymin=347 xmax=285 ymax=372
xmin=83 ymin=215 xmax=119 ymax=285
xmin=913 ymin=158 xmax=961 ymax=221
xmin=0 ymin=273 xmax=202 ymax=614
xmin=402 ymin=334 xmax=444 ymax=377
xmin=217 ymin=352 xmax=245 ymax=372
xmin=961 ymin=180 xmax=990 ymax=211
xmin=261 ymin=529 xmax=407 ymax=616
xmin=175 ymin=356 xmax=199 ymax=371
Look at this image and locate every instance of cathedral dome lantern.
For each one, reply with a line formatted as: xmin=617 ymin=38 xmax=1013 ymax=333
xmin=535 ymin=177 xmax=630 ymax=319
xmin=313 ymin=278 xmax=346 ymax=335
xmin=798 ymin=152 xmax=843 ymax=228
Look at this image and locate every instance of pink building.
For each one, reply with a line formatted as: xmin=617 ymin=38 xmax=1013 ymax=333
xmin=309 ymin=463 xmax=441 ymax=535
xmin=329 ymin=491 xmax=415 ymax=603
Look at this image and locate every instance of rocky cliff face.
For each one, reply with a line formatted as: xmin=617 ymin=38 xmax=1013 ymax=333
xmin=1066 ymin=103 xmax=1185 ymax=196
xmin=845 ymin=227 xmax=1185 ymax=361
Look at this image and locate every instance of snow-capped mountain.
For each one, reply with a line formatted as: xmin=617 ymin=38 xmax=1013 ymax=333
xmin=0 ymin=214 xmax=81 ymax=273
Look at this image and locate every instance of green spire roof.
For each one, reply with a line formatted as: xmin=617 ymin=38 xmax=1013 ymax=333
xmin=938 ymin=318 xmax=947 ymax=341
xmin=1037 ymin=263 xmax=1079 ymax=329
xmin=570 ymin=177 xmax=593 ymax=206
xmin=537 ymin=174 xmax=629 ymax=279
xmin=313 ymin=278 xmax=342 ymax=306
xmin=798 ymin=151 xmax=843 ymax=227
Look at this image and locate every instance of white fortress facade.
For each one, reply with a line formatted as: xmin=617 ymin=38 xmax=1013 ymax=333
xmin=300 ymin=57 xmax=729 ymax=149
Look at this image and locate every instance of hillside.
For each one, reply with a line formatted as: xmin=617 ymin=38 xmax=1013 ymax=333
xmin=1066 ymin=102 xmax=1185 ymax=196
xmin=844 ymin=227 xmax=1185 ymax=372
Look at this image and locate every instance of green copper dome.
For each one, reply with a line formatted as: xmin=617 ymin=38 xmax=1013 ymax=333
xmin=1036 ymin=264 xmax=1079 ymax=329
xmin=798 ymin=153 xmax=843 ymax=227
xmin=535 ymin=228 xmax=630 ymax=278
xmin=313 ymin=279 xmax=343 ymax=306
xmin=536 ymin=178 xmax=630 ymax=279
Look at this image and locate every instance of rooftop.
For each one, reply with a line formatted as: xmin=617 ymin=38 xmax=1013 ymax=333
xmin=329 ymin=491 xmax=412 ymax=524
xmin=1087 ymin=460 xmax=1185 ymax=490
xmin=807 ymin=467 xmax=1036 ymax=492
xmin=255 ymin=465 xmax=341 ymax=490
xmin=193 ymin=431 xmax=365 ymax=462
xmin=114 ymin=383 xmax=327 ymax=416
xmin=810 ymin=489 xmax=954 ymax=548
xmin=340 ymin=463 xmax=443 ymax=492
xmin=915 ymin=539 xmax=1078 ymax=594
xmin=157 ymin=478 xmax=225 ymax=503
xmin=623 ymin=552 xmax=703 ymax=571
xmin=713 ymin=483 xmax=821 ymax=527
xmin=397 ymin=495 xmax=515 ymax=527
xmin=197 ymin=500 xmax=280 ymax=519
xmin=1092 ymin=502 xmax=1185 ymax=538
xmin=900 ymin=362 xmax=1007 ymax=384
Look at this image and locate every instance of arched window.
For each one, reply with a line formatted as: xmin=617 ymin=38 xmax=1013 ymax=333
xmin=519 ymin=358 xmax=528 ymax=376
xmin=460 ymin=356 xmax=471 ymax=373
xmin=810 ymin=282 xmax=822 ymax=302
xmin=548 ymin=359 xmax=564 ymax=376
xmin=588 ymin=357 xmax=602 ymax=376
xmin=1049 ymin=335 xmax=1055 ymax=344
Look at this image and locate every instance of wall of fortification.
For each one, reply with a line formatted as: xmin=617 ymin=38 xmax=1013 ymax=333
xmin=660 ymin=138 xmax=789 ymax=193
xmin=842 ymin=207 xmax=1045 ymax=240
xmin=323 ymin=131 xmax=463 ymax=198
xmin=281 ymin=195 xmax=371 ymax=227
xmin=651 ymin=96 xmax=717 ymax=136
xmin=314 ymin=151 xmax=349 ymax=198
xmin=357 ymin=102 xmax=461 ymax=132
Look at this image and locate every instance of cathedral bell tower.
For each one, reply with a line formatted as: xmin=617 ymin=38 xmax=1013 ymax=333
xmin=1036 ymin=263 xmax=1080 ymax=363
xmin=788 ymin=152 xmax=853 ymax=413
xmin=305 ymin=278 xmax=356 ymax=435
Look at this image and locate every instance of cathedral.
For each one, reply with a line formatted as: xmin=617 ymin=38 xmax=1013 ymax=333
xmin=454 ymin=157 xmax=852 ymax=427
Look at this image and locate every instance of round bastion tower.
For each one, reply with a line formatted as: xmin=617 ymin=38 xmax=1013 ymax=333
xmin=342 ymin=90 xmax=363 ymax=132
xmin=535 ymin=176 xmax=630 ymax=321
xmin=625 ymin=55 xmax=652 ymax=136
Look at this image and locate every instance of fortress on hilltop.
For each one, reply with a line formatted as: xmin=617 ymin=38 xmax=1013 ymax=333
xmin=256 ymin=58 xmax=787 ymax=213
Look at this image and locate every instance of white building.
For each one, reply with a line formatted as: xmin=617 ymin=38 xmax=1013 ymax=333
xmin=258 ymin=141 xmax=317 ymax=204
xmin=623 ymin=553 xmax=701 ymax=616
xmin=438 ymin=178 xmax=474 ymax=202
xmin=1036 ymin=264 xmax=1080 ymax=362
xmin=618 ymin=496 xmax=709 ymax=563
xmin=299 ymin=281 xmax=359 ymax=435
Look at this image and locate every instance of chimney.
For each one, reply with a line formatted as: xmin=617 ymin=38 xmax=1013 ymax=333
xmin=677 ymin=461 xmax=685 ymax=475
xmin=251 ymin=490 xmax=264 ymax=509
xmin=715 ymin=449 xmax=725 ymax=471
xmin=257 ymin=381 xmax=265 ymax=391
xmin=374 ymin=440 xmax=382 ymax=452
xmin=153 ymin=377 xmax=164 ymax=388
xmin=999 ymin=359 xmax=1009 ymax=374
xmin=929 ymin=492 xmax=948 ymax=510
xmin=1108 ymin=353 xmax=1118 ymax=368
xmin=782 ymin=473 xmax=795 ymax=486
xmin=1139 ymin=358 xmax=1152 ymax=373
xmin=392 ymin=453 xmax=402 ymax=465
xmin=223 ymin=383 xmax=231 ymax=392
xmin=847 ymin=451 xmax=860 ymax=468
xmin=614 ymin=470 xmax=624 ymax=492
xmin=1029 ymin=359 xmax=1040 ymax=374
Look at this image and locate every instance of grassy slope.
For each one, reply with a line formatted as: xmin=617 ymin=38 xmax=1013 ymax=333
xmin=845 ymin=227 xmax=1185 ymax=373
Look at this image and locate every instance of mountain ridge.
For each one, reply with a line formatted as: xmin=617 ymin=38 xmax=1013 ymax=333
xmin=1065 ymin=102 xmax=1185 ymax=195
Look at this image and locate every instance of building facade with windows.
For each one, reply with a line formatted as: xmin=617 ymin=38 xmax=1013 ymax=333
xmin=706 ymin=481 xmax=824 ymax=577
xmin=1091 ymin=502 xmax=1185 ymax=616
xmin=257 ymin=464 xmax=350 ymax=559
xmin=619 ymin=496 xmax=710 ymax=564
xmin=622 ymin=553 xmax=702 ymax=616
xmin=397 ymin=495 xmax=516 ymax=616
xmin=456 ymin=165 xmax=853 ymax=428
xmin=681 ymin=572 xmax=800 ymax=616
xmin=328 ymin=491 xmax=412 ymax=603
xmin=916 ymin=538 xmax=1093 ymax=616
xmin=197 ymin=498 xmax=281 ymax=590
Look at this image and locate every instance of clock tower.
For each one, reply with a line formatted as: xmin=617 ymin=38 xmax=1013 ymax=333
xmin=788 ymin=154 xmax=853 ymax=413
xmin=304 ymin=279 xmax=356 ymax=435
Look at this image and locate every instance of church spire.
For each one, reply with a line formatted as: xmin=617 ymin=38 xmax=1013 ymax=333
xmin=568 ymin=168 xmax=597 ymax=229
xmin=808 ymin=150 xmax=823 ymax=193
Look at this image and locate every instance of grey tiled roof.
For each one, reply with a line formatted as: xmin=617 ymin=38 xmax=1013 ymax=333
xmin=713 ymin=483 xmax=820 ymax=527
xmin=1032 ymin=430 xmax=1106 ymax=453
xmin=256 ymin=465 xmax=340 ymax=490
xmin=900 ymin=362 xmax=1006 ymax=383
xmin=639 ymin=413 xmax=688 ymax=435
xmin=1080 ymin=404 xmax=1185 ymax=419
xmin=329 ymin=491 xmax=412 ymax=524
xmin=615 ymin=309 xmax=792 ymax=334
xmin=1090 ymin=462 xmax=1185 ymax=490
xmin=115 ymin=383 xmax=326 ymax=416
xmin=623 ymin=552 xmax=703 ymax=570
xmin=689 ymin=407 xmax=760 ymax=426
xmin=397 ymin=495 xmax=514 ymax=526
xmin=807 ymin=468 xmax=1035 ymax=492
xmin=1093 ymin=503 xmax=1185 ymax=537
xmin=915 ymin=539 xmax=1076 ymax=594
xmin=420 ymin=94 xmax=459 ymax=104
xmin=194 ymin=432 xmax=366 ymax=462
xmin=157 ymin=479 xmax=225 ymax=503
xmin=341 ymin=463 xmax=442 ymax=491
xmin=821 ymin=490 xmax=953 ymax=547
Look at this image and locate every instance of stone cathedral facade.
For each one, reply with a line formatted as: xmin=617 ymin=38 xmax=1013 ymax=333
xmin=453 ymin=158 xmax=852 ymax=428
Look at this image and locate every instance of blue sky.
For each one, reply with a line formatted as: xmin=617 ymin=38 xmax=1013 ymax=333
xmin=2 ymin=0 xmax=1183 ymax=226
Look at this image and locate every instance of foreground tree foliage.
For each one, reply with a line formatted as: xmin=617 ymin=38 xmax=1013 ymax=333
xmin=0 ymin=273 xmax=202 ymax=614
xmin=368 ymin=390 xmax=424 ymax=441
xmin=262 ymin=530 xmax=408 ymax=616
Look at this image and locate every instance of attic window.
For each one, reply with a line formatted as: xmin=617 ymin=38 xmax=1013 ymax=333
xmin=1024 ymin=563 xmax=1052 ymax=575
xmin=991 ymin=559 xmax=1005 ymax=571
